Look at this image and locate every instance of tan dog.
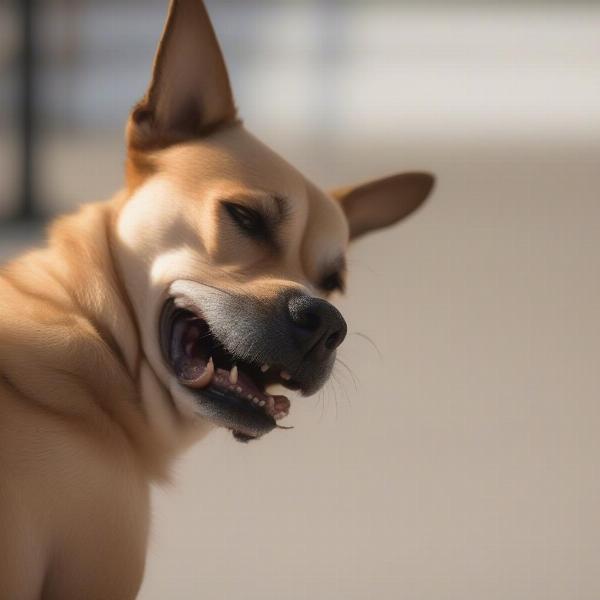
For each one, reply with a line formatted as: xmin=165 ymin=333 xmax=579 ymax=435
xmin=0 ymin=1 xmax=434 ymax=598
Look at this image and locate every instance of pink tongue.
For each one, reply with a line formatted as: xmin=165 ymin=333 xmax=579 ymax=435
xmin=179 ymin=356 xmax=208 ymax=383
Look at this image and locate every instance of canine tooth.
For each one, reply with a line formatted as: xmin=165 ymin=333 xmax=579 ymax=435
xmin=247 ymin=394 xmax=253 ymax=401
xmin=259 ymin=400 xmax=266 ymax=407
xmin=229 ymin=365 xmax=238 ymax=385
xmin=280 ymin=371 xmax=291 ymax=381
xmin=260 ymin=364 xmax=270 ymax=373
xmin=236 ymin=386 xmax=242 ymax=393
xmin=253 ymin=397 xmax=260 ymax=404
xmin=187 ymin=357 xmax=214 ymax=389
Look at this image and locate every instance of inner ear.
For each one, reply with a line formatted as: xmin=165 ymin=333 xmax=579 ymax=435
xmin=128 ymin=0 xmax=237 ymax=149
xmin=332 ymin=172 xmax=435 ymax=240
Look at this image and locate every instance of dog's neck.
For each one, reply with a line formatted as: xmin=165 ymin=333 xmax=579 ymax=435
xmin=52 ymin=195 xmax=141 ymax=376
xmin=0 ymin=197 xmax=196 ymax=479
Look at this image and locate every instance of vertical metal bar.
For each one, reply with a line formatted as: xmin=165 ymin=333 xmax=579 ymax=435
xmin=18 ymin=0 xmax=36 ymax=220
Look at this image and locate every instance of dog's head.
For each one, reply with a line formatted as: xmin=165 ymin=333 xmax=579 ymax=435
xmin=114 ymin=0 xmax=434 ymax=442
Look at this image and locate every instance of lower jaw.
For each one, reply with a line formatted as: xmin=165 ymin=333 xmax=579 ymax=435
xmin=190 ymin=385 xmax=278 ymax=440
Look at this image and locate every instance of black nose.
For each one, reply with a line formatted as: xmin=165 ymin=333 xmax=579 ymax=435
xmin=287 ymin=295 xmax=347 ymax=356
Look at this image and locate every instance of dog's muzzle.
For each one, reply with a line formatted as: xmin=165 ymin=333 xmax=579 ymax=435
xmin=159 ymin=283 xmax=347 ymax=441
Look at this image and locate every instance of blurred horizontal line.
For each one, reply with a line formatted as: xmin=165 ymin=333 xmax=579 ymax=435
xmin=29 ymin=0 xmax=600 ymax=5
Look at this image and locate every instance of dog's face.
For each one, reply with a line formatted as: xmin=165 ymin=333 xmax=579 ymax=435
xmin=114 ymin=0 xmax=434 ymax=442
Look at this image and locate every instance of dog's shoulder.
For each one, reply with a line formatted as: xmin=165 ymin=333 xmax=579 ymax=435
xmin=0 ymin=200 xmax=171 ymax=478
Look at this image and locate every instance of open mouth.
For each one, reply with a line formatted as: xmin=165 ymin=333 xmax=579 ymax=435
xmin=160 ymin=300 xmax=297 ymax=441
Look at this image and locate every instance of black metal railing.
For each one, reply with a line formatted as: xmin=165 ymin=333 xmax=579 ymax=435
xmin=18 ymin=0 xmax=37 ymax=221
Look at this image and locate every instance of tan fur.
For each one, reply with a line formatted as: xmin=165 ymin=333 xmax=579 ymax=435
xmin=1 ymin=204 xmax=151 ymax=599
xmin=0 ymin=1 xmax=434 ymax=598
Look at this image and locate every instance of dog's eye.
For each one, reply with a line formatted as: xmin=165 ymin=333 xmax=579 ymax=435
xmin=224 ymin=203 xmax=268 ymax=239
xmin=320 ymin=272 xmax=344 ymax=293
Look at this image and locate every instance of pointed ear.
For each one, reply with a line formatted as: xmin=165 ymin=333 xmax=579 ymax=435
xmin=128 ymin=0 xmax=236 ymax=149
xmin=331 ymin=172 xmax=435 ymax=240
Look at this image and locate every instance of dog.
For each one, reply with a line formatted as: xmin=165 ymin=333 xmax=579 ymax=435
xmin=0 ymin=1 xmax=434 ymax=598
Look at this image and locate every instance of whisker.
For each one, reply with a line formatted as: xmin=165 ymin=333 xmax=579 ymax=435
xmin=313 ymin=389 xmax=322 ymax=408
xmin=318 ymin=386 xmax=327 ymax=422
xmin=349 ymin=331 xmax=382 ymax=360
xmin=335 ymin=357 xmax=359 ymax=392
xmin=332 ymin=369 xmax=351 ymax=410
xmin=176 ymin=276 xmax=239 ymax=299
xmin=330 ymin=374 xmax=340 ymax=421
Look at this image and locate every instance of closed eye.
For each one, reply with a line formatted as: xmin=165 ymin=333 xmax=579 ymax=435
xmin=223 ymin=202 xmax=271 ymax=242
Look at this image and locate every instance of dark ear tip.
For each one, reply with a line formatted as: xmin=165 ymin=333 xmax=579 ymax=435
xmin=388 ymin=171 xmax=436 ymax=199
xmin=410 ymin=171 xmax=436 ymax=197
xmin=405 ymin=172 xmax=436 ymax=212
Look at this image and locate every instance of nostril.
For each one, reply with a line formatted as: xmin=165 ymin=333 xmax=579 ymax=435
xmin=325 ymin=331 xmax=342 ymax=350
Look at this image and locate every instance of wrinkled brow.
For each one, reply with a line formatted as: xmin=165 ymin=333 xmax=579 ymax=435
xmin=272 ymin=195 xmax=290 ymax=223
xmin=259 ymin=194 xmax=291 ymax=247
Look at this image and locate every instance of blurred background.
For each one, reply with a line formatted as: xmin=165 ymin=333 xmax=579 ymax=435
xmin=1 ymin=1 xmax=600 ymax=598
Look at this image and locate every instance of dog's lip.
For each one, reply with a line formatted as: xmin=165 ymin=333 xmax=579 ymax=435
xmin=159 ymin=299 xmax=293 ymax=439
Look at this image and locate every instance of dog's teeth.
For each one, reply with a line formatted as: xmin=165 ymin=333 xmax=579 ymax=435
xmin=253 ymin=396 xmax=260 ymax=404
xmin=247 ymin=394 xmax=253 ymax=401
xmin=259 ymin=400 xmax=266 ymax=407
xmin=280 ymin=371 xmax=291 ymax=381
xmin=186 ymin=357 xmax=214 ymax=389
xmin=260 ymin=364 xmax=270 ymax=373
xmin=236 ymin=386 xmax=242 ymax=393
xmin=229 ymin=365 xmax=238 ymax=385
